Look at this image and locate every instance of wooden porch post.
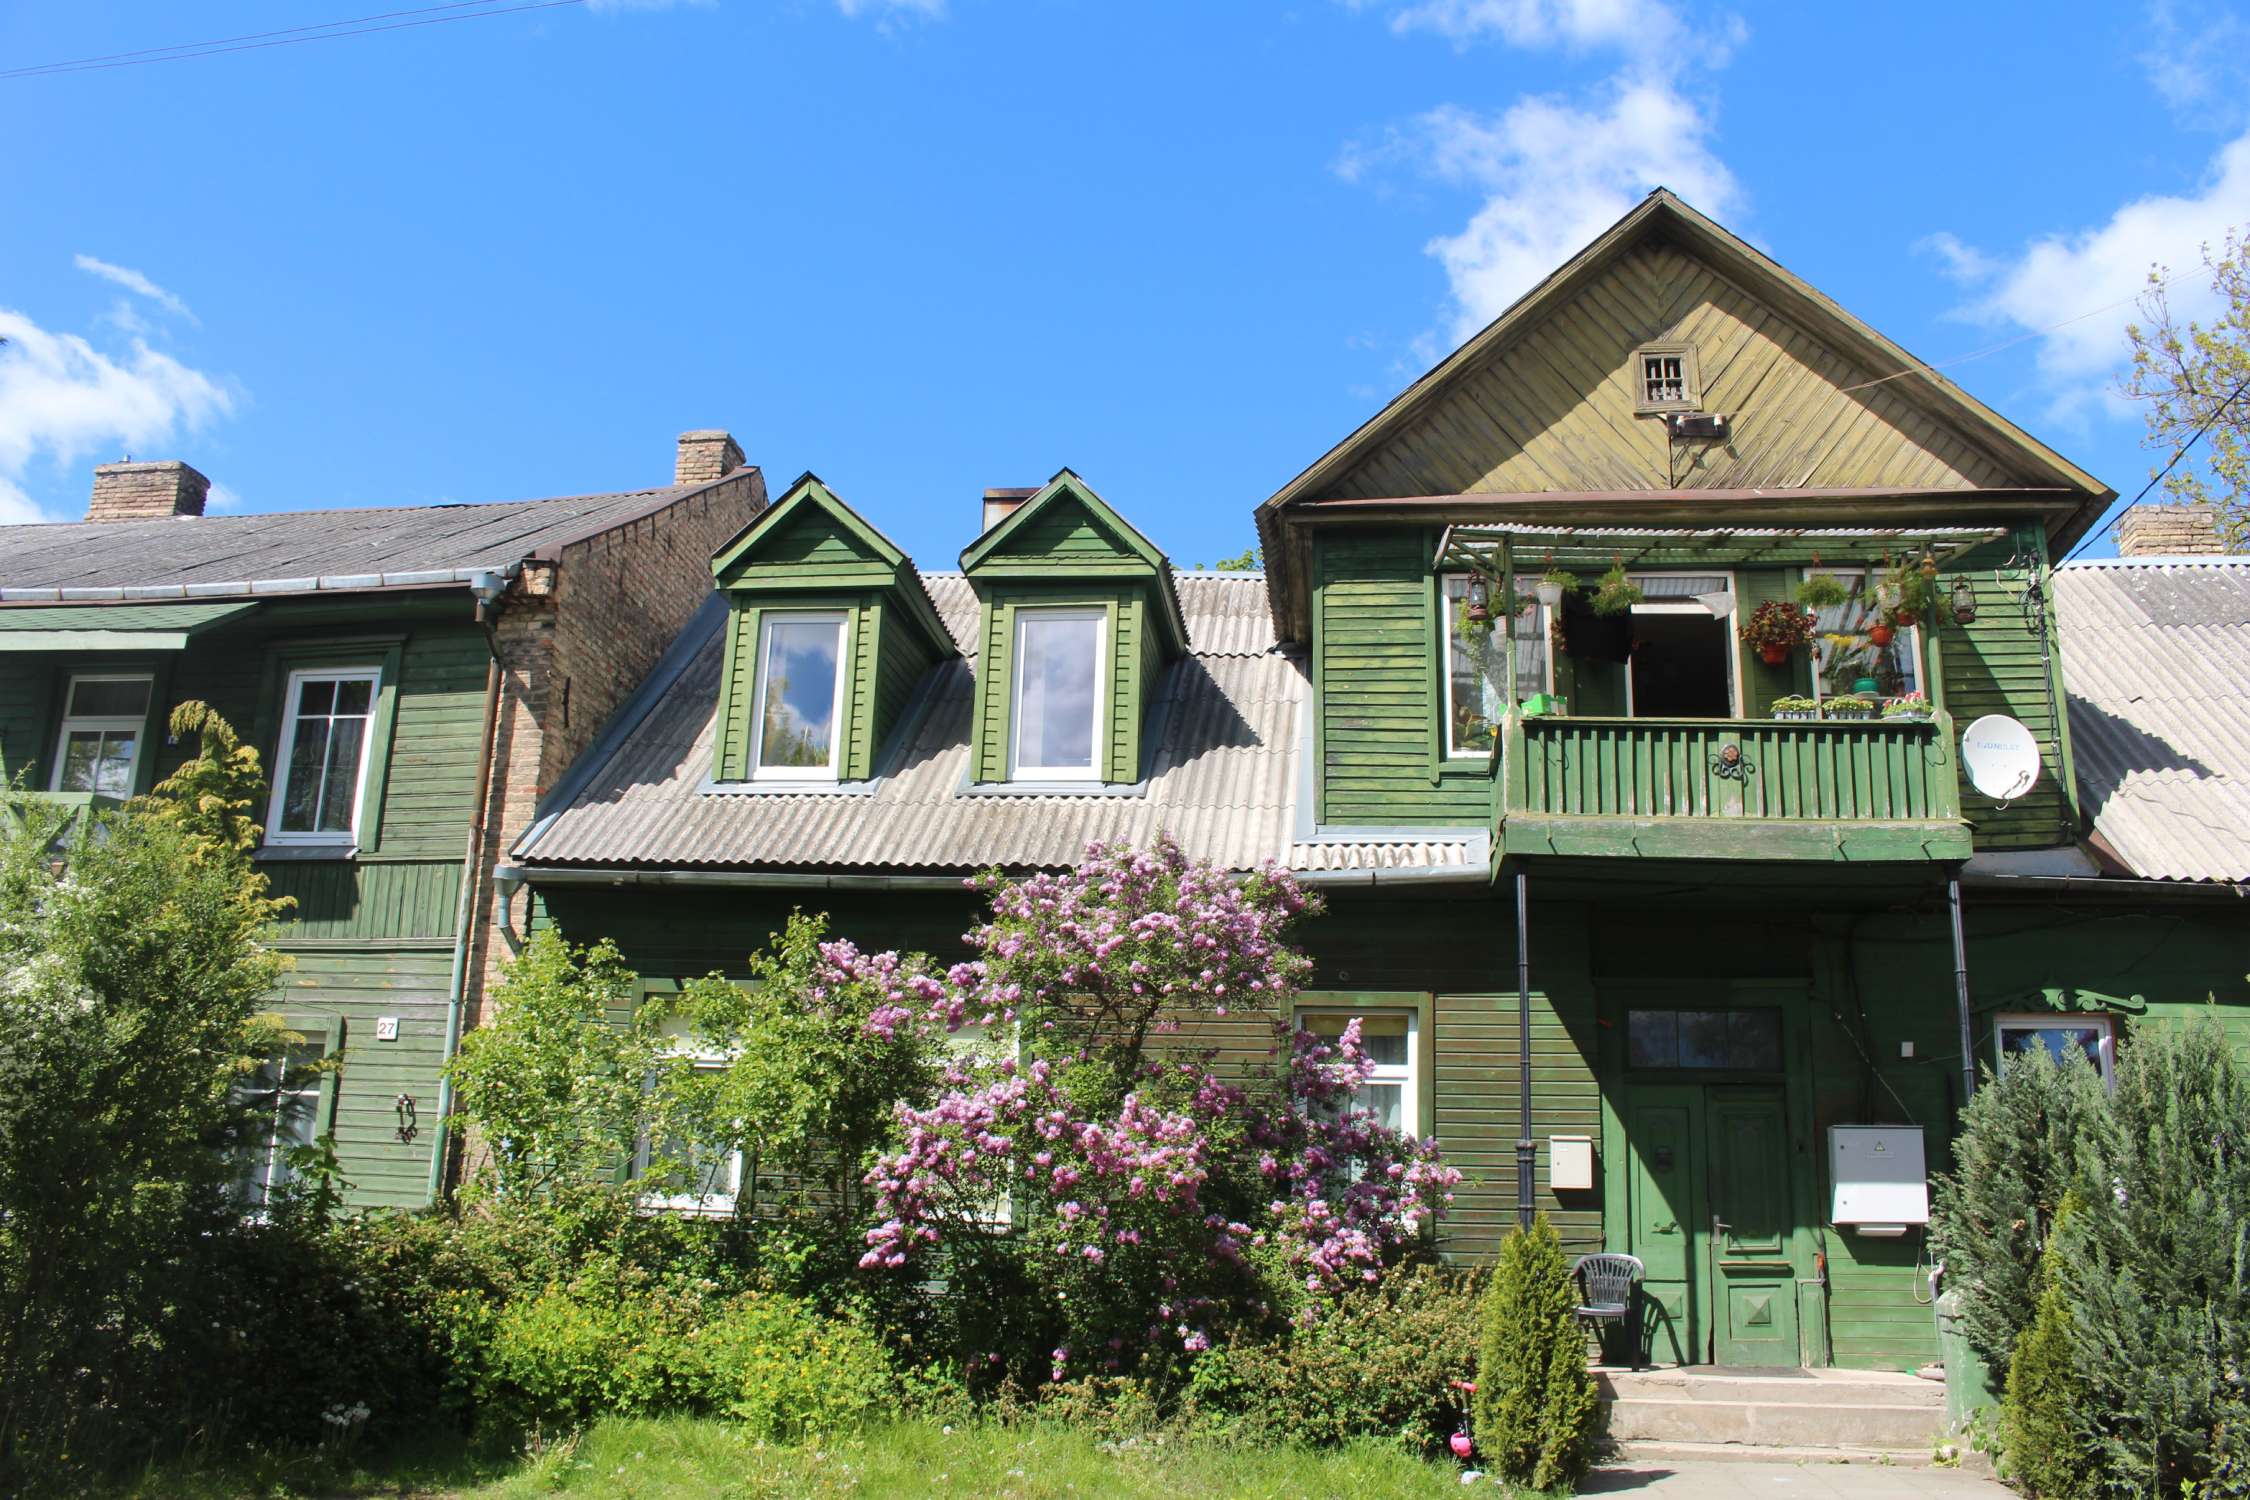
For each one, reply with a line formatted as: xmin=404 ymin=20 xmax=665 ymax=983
xmin=1514 ymin=867 xmax=1536 ymax=1232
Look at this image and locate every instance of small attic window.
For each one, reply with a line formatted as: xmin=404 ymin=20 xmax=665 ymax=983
xmin=1635 ymin=344 xmax=1699 ymax=412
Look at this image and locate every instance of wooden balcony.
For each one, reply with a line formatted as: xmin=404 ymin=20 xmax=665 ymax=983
xmin=1493 ymin=712 xmax=1969 ymax=863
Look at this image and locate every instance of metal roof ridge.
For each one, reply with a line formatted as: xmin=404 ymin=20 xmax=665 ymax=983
xmin=2059 ymin=555 xmax=2250 ymax=569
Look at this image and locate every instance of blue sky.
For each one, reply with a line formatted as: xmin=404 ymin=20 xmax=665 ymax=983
xmin=3 ymin=0 xmax=2245 ymax=565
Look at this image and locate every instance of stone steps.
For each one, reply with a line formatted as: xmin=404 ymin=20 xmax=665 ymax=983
xmin=1609 ymin=1439 xmax=1944 ymax=1469
xmin=1596 ymin=1367 xmax=1948 ymax=1460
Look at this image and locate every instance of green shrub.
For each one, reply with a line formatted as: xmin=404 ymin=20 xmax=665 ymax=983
xmin=2002 ymin=1274 xmax=2091 ymax=1497
xmin=476 ymin=1274 xmax=894 ymax=1441
xmin=1183 ymin=1262 xmax=1479 ymax=1454
xmin=1472 ymin=1215 xmax=1597 ymax=1490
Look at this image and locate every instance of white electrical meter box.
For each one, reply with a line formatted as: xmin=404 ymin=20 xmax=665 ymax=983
xmin=1548 ymin=1135 xmax=1595 ymax=1192
xmin=1829 ymin=1126 xmax=1928 ymax=1236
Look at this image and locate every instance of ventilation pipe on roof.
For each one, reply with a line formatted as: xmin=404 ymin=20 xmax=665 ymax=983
xmin=982 ymin=487 xmax=1039 ymax=534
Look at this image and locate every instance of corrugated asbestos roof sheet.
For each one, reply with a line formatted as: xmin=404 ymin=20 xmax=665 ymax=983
xmin=0 ymin=600 xmax=257 ymax=632
xmin=0 ymin=487 xmax=686 ymax=599
xmin=2055 ymin=558 xmax=2250 ymax=884
xmin=521 ymin=572 xmax=1473 ymax=877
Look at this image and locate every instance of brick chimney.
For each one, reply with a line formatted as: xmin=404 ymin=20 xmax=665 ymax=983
xmin=675 ymin=430 xmax=745 ymax=488
xmin=982 ymin=486 xmax=1038 ymax=534
xmin=87 ymin=459 xmax=209 ymax=522
xmin=2115 ymin=503 xmax=2226 ymax=557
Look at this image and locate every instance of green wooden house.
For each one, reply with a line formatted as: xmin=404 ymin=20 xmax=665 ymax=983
xmin=0 ymin=433 xmax=765 ymax=1211
xmin=504 ymin=193 xmax=2247 ymax=1373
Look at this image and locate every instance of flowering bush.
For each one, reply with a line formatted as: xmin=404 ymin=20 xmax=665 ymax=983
xmin=856 ymin=837 xmax=1463 ymax=1388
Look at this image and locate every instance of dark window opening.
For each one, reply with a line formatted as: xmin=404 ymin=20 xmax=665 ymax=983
xmin=1629 ymin=1008 xmax=1782 ymax=1071
xmin=1630 ymin=611 xmax=1733 ymax=718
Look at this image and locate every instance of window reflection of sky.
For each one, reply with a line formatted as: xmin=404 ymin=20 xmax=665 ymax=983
xmin=759 ymin=619 xmax=840 ymax=768
xmin=1019 ymin=614 xmax=1098 ymax=770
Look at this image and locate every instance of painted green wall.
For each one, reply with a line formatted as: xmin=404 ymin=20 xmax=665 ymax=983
xmin=1939 ymin=529 xmax=2077 ymax=850
xmin=967 ymin=583 xmax=1155 ymax=784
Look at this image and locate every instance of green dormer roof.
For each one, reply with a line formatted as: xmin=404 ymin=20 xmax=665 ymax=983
xmin=711 ymin=473 xmax=955 ymax=658
xmin=959 ymin=468 xmax=1188 ymax=658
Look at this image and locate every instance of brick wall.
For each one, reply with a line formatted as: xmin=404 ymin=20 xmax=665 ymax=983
xmin=2115 ymin=503 xmax=2226 ymax=557
xmin=462 ymin=465 xmax=766 ymax=1031
xmin=87 ymin=460 xmax=209 ymax=521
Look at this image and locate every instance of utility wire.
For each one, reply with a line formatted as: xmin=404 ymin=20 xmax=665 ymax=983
xmin=1839 ymin=267 xmax=2190 ymax=396
xmin=2062 ymin=370 xmax=2250 ymax=563
xmin=2 ymin=0 xmax=583 ymax=80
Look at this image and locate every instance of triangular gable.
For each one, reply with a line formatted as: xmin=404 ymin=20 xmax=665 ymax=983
xmin=1261 ymin=190 xmax=2109 ymax=520
xmin=710 ymin=472 xmax=954 ymax=656
xmin=961 ymin=468 xmax=1188 ymax=655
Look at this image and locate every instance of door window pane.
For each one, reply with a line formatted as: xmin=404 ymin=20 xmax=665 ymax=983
xmin=1014 ymin=611 xmax=1101 ymax=775
xmin=753 ymin=615 xmax=844 ymax=774
xmin=1628 ymin=1009 xmax=1782 ymax=1070
xmin=232 ymin=1041 xmax=325 ymax=1214
xmin=272 ymin=670 xmax=379 ymax=838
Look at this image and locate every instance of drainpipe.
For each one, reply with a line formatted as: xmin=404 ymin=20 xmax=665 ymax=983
xmin=425 ymin=584 xmax=508 ymax=1205
xmin=1948 ymin=871 xmax=1976 ymax=1105
xmin=1514 ymin=868 xmax=1536 ymax=1233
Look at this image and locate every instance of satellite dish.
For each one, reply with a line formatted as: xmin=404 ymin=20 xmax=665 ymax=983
xmin=1961 ymin=715 xmax=2042 ymax=803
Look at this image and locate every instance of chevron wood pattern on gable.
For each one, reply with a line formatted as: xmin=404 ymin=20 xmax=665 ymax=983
xmin=1329 ymin=241 xmax=2031 ymax=499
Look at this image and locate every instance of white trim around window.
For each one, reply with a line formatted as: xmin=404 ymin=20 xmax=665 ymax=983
xmin=1296 ymin=1006 xmax=1423 ymax=1137
xmin=264 ymin=667 xmax=381 ymax=845
xmin=1995 ymin=1013 xmax=2117 ymax=1085
xmin=1441 ymin=574 xmax=1553 ymax=760
xmin=1009 ymin=606 xmax=1107 ymax=782
xmin=748 ymin=610 xmax=850 ymax=782
xmin=49 ymin=672 xmax=154 ymax=795
xmin=1620 ymin=570 xmax=1742 ymax=719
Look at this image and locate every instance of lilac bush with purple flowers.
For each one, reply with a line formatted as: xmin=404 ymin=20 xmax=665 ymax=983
xmin=856 ymin=837 xmax=1462 ymax=1388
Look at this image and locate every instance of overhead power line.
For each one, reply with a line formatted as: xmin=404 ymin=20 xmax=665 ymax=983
xmin=1 ymin=0 xmax=584 ymax=80
xmin=1839 ymin=267 xmax=2192 ymax=396
xmin=2062 ymin=371 xmax=2250 ymax=563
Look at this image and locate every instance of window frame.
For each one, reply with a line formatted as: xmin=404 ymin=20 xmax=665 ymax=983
xmin=1619 ymin=570 xmax=1743 ymax=719
xmin=49 ymin=671 xmax=156 ymax=795
xmin=264 ymin=666 xmax=384 ymax=846
xmin=1439 ymin=574 xmax=1553 ymax=761
xmin=230 ymin=1014 xmax=342 ymax=1220
xmin=1008 ymin=605 xmax=1108 ymax=782
xmin=1802 ymin=565 xmax=1924 ymax=706
xmin=1295 ymin=999 xmax=1429 ymax=1139
xmin=1995 ymin=1012 xmax=2116 ymax=1086
xmin=634 ymin=1005 xmax=746 ymax=1217
xmin=1633 ymin=343 xmax=1702 ymax=413
xmin=747 ymin=609 xmax=851 ymax=783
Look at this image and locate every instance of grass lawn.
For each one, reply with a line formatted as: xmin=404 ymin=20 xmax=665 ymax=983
xmin=104 ymin=1417 xmax=1537 ymax=1499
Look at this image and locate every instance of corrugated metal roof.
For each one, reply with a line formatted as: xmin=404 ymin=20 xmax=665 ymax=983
xmin=519 ymin=573 xmax=1433 ymax=877
xmin=0 ymin=486 xmax=692 ymax=600
xmin=2055 ymin=557 xmax=2250 ymax=884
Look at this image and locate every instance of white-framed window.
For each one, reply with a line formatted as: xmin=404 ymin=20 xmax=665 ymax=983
xmin=1442 ymin=576 xmax=1551 ymax=758
xmin=50 ymin=673 xmax=153 ymax=795
xmin=637 ymin=1024 xmax=745 ymax=1216
xmin=1623 ymin=572 xmax=1739 ymax=720
xmin=231 ymin=1039 xmax=327 ymax=1216
xmin=1996 ymin=1013 xmax=2116 ymax=1085
xmin=749 ymin=611 xmax=849 ymax=781
xmin=1010 ymin=607 xmax=1105 ymax=781
xmin=1635 ymin=344 xmax=1700 ymax=411
xmin=1804 ymin=567 xmax=1922 ymax=704
xmin=267 ymin=668 xmax=380 ymax=844
xmin=1297 ymin=1008 xmax=1422 ymax=1136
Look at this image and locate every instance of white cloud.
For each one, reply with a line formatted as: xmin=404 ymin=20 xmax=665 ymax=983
xmin=585 ymin=0 xmax=714 ymax=10
xmin=835 ymin=0 xmax=944 ymax=21
xmin=1929 ymin=130 xmax=2250 ymax=419
xmin=1344 ymin=0 xmax=1743 ymax=347
xmin=206 ymin=482 xmax=246 ymax=513
xmin=0 ymin=308 xmax=236 ymax=524
xmin=72 ymin=255 xmax=198 ymax=325
xmin=2140 ymin=0 xmax=2250 ymax=124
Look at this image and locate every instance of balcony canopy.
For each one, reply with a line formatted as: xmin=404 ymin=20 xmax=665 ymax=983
xmin=0 ymin=600 xmax=259 ymax=651
xmin=1434 ymin=522 xmax=2009 ymax=576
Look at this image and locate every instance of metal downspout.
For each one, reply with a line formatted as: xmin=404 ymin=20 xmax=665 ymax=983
xmin=1948 ymin=872 xmax=1976 ymax=1105
xmin=426 ymin=609 xmax=505 ymax=1204
xmin=1515 ymin=868 xmax=1535 ymax=1232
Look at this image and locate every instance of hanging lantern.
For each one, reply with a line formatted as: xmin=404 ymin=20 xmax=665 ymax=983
xmin=1951 ymin=576 xmax=1978 ymax=625
xmin=1464 ymin=574 xmax=1491 ymax=623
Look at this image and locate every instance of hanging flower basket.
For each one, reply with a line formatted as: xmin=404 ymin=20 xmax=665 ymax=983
xmin=1739 ymin=598 xmax=1814 ymax=664
xmin=1867 ymin=621 xmax=1895 ymax=649
xmin=1760 ymin=643 xmax=1790 ymax=666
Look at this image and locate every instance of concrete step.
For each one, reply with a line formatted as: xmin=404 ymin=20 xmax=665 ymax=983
xmin=1603 ymin=1396 xmax=1945 ymax=1450
xmin=1608 ymin=1439 xmax=1965 ymax=1470
xmin=1598 ymin=1369 xmax=1946 ymax=1409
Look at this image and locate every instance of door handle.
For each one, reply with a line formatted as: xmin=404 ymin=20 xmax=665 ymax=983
xmin=1652 ymin=1220 xmax=1678 ymax=1234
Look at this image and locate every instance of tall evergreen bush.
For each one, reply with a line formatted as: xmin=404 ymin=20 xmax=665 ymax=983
xmin=2000 ymin=1198 xmax=2092 ymax=1499
xmin=1473 ymin=1214 xmax=1598 ymax=1489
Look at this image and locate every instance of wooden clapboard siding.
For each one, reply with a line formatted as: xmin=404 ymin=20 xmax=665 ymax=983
xmin=967 ymin=583 xmax=1148 ymax=784
xmin=873 ymin=597 xmax=939 ymax=756
xmin=1434 ymin=988 xmax=1603 ymax=1262
xmin=270 ymin=943 xmax=453 ymax=1209
xmin=1941 ymin=530 xmax=2075 ymax=850
xmin=262 ymin=858 xmax=464 ymax=941
xmin=1313 ymin=528 xmax=1490 ymax=825
xmin=1325 ymin=239 xmax=2032 ymax=502
xmin=714 ymin=595 xmax=886 ymax=781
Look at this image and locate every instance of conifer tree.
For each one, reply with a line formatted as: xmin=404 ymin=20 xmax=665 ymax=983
xmin=1473 ymin=1213 xmax=1598 ymax=1488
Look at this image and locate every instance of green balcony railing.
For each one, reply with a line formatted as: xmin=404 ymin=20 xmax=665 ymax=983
xmin=1493 ymin=712 xmax=1969 ymax=862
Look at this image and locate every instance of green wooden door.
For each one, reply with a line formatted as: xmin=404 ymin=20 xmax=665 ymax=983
xmin=1626 ymin=1087 xmax=1702 ymax=1365
xmin=1705 ymin=1087 xmax=1801 ymax=1367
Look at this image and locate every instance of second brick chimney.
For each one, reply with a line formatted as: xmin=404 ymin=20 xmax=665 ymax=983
xmin=88 ymin=460 xmax=210 ymax=522
xmin=675 ymin=430 xmax=746 ymax=488
xmin=2115 ymin=503 xmax=2226 ymax=557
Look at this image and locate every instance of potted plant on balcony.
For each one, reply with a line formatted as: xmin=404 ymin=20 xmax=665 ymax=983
xmin=1536 ymin=569 xmax=1576 ymax=613
xmin=1739 ymin=598 xmax=1814 ymax=666
xmin=1770 ymin=694 xmax=1819 ymax=721
xmin=1823 ymin=693 xmax=1878 ymax=721
xmin=1882 ymin=692 xmax=1933 ymax=722
xmin=1796 ymin=571 xmax=1851 ymax=610
xmin=1591 ymin=561 xmax=1642 ymax=617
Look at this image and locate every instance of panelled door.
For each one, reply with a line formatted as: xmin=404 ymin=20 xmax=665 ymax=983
xmin=1624 ymin=1083 xmax=1802 ymax=1366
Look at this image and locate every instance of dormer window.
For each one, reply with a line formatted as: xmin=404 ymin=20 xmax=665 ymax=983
xmin=1635 ymin=344 xmax=1700 ymax=412
xmin=750 ymin=612 xmax=848 ymax=780
xmin=1010 ymin=607 xmax=1104 ymax=780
